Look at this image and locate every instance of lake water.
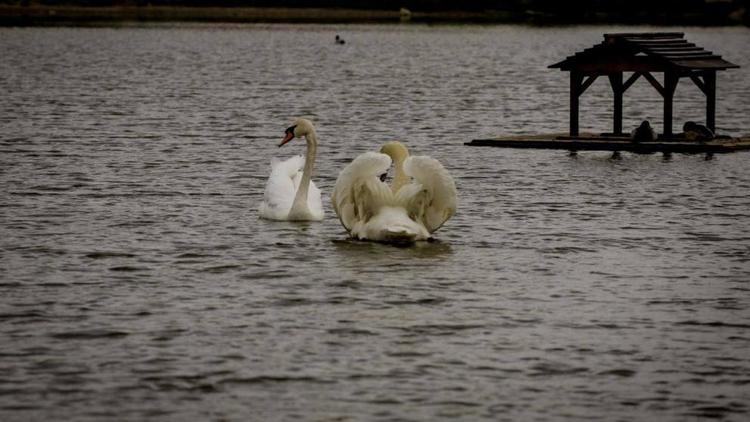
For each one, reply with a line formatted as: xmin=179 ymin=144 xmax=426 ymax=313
xmin=1 ymin=23 xmax=750 ymax=421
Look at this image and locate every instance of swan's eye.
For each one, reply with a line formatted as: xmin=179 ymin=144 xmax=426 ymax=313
xmin=285 ymin=125 xmax=297 ymax=136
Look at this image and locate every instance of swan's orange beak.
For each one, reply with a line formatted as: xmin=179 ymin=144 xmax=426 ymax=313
xmin=279 ymin=131 xmax=294 ymax=147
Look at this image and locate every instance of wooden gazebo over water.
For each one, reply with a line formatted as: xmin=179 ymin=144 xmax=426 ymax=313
xmin=549 ymin=32 xmax=739 ymax=138
xmin=466 ymin=32 xmax=749 ymax=155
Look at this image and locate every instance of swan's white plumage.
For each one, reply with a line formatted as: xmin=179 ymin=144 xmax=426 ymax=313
xmin=258 ymin=118 xmax=323 ymax=222
xmin=331 ymin=152 xmax=391 ymax=232
xmin=400 ymin=156 xmax=457 ymax=232
xmin=259 ymin=155 xmax=323 ymax=221
xmin=332 ymin=149 xmax=456 ymax=242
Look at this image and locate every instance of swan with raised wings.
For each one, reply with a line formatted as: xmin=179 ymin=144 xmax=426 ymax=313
xmin=331 ymin=141 xmax=456 ymax=243
xmin=259 ymin=118 xmax=324 ymax=221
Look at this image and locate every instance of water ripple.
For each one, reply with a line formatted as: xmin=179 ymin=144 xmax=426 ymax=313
xmin=0 ymin=23 xmax=749 ymax=422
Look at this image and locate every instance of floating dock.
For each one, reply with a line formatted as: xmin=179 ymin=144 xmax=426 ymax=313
xmin=465 ymin=133 xmax=750 ymax=154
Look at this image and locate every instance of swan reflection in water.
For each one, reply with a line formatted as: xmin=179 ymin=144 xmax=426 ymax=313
xmin=331 ymin=237 xmax=454 ymax=260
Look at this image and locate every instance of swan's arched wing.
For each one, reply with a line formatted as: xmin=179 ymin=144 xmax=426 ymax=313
xmin=397 ymin=155 xmax=457 ymax=233
xmin=332 ymin=152 xmax=393 ymax=232
xmin=259 ymin=155 xmax=305 ymax=219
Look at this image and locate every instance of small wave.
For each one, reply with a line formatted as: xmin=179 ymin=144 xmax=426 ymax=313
xmin=684 ymin=404 xmax=748 ymax=418
xmin=50 ymin=330 xmax=130 ymax=340
xmin=240 ymin=270 xmax=290 ymax=280
xmin=428 ymin=400 xmax=482 ymax=407
xmin=327 ymin=328 xmax=378 ymax=336
xmin=199 ymin=264 xmax=241 ymax=273
xmin=384 ymin=297 xmax=448 ymax=306
xmin=598 ymin=369 xmax=637 ymax=377
xmin=108 ymin=266 xmax=148 ymax=272
xmin=528 ymin=362 xmax=589 ymax=377
xmin=675 ymin=320 xmax=750 ymax=329
xmin=85 ymin=251 xmax=137 ymax=259
xmin=175 ymin=252 xmax=220 ymax=259
xmin=219 ymin=375 xmax=334 ymax=385
xmin=398 ymin=323 xmax=486 ymax=336
xmin=272 ymin=297 xmax=314 ymax=307
xmin=0 ymin=311 xmax=46 ymax=320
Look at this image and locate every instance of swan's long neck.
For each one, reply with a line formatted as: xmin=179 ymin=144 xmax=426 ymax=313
xmin=392 ymin=156 xmax=409 ymax=193
xmin=291 ymin=131 xmax=317 ymax=214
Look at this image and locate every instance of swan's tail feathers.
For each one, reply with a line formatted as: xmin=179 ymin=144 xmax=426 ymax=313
xmin=382 ymin=227 xmax=419 ymax=243
xmin=357 ymin=206 xmax=430 ymax=243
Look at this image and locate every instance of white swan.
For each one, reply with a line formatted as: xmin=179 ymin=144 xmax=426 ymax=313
xmin=331 ymin=141 xmax=457 ymax=243
xmin=259 ymin=118 xmax=324 ymax=221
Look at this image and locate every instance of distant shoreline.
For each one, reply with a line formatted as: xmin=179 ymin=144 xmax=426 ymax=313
xmin=1 ymin=5 xmax=748 ymax=26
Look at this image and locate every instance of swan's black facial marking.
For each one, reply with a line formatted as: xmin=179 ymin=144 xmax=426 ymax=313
xmin=379 ymin=172 xmax=388 ymax=182
xmin=279 ymin=124 xmax=298 ymax=147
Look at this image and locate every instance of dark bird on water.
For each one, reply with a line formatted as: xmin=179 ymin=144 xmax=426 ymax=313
xmin=335 ymin=35 xmax=345 ymax=45
xmin=683 ymin=121 xmax=714 ymax=142
xmin=631 ymin=120 xmax=656 ymax=143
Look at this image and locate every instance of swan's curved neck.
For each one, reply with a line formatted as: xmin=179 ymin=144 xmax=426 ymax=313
xmin=290 ymin=130 xmax=318 ymax=215
xmin=392 ymin=156 xmax=409 ymax=193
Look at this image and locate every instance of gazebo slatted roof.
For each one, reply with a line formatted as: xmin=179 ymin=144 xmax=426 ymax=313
xmin=550 ymin=32 xmax=738 ymax=71
xmin=549 ymin=32 xmax=739 ymax=138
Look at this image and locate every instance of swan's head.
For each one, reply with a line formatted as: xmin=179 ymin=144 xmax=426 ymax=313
xmin=379 ymin=141 xmax=409 ymax=163
xmin=279 ymin=118 xmax=315 ymax=147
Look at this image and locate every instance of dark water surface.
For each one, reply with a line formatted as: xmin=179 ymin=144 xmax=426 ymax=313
xmin=1 ymin=24 xmax=750 ymax=421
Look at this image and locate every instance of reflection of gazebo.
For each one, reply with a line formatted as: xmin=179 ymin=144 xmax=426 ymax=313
xmin=549 ymin=32 xmax=739 ymax=139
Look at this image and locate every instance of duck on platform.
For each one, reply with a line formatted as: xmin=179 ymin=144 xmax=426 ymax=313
xmin=335 ymin=35 xmax=345 ymax=45
xmin=631 ymin=120 xmax=656 ymax=143
xmin=683 ymin=121 xmax=714 ymax=142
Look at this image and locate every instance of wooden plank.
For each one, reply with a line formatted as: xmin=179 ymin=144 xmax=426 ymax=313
xmin=626 ymin=38 xmax=687 ymax=43
xmin=465 ymin=136 xmax=750 ymax=154
xmin=661 ymin=53 xmax=720 ymax=60
xmin=628 ymin=41 xmax=688 ymax=47
xmin=571 ymin=62 xmax=671 ymax=73
xmin=622 ymin=72 xmax=642 ymax=92
xmin=579 ymin=75 xmax=598 ymax=95
xmin=608 ymin=32 xmax=684 ymax=39
xmin=646 ymin=46 xmax=702 ymax=52
xmin=672 ymin=59 xmax=739 ymax=69
xmin=659 ymin=51 xmax=713 ymax=57
xmin=642 ymin=72 xmax=665 ymax=96
xmin=690 ymin=74 xmax=708 ymax=95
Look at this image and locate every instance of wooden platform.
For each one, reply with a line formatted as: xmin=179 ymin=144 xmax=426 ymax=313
xmin=465 ymin=133 xmax=750 ymax=154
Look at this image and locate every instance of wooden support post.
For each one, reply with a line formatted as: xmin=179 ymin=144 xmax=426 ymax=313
xmin=705 ymin=71 xmax=716 ymax=132
xmin=570 ymin=71 xmax=583 ymax=137
xmin=663 ymin=72 xmax=679 ymax=139
xmin=608 ymin=72 xmax=623 ymax=135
